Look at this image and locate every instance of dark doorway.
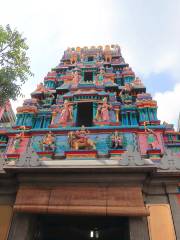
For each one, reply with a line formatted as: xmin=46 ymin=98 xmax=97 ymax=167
xmin=88 ymin=56 xmax=94 ymax=61
xmin=76 ymin=102 xmax=93 ymax=127
xmin=36 ymin=215 xmax=130 ymax=240
xmin=84 ymin=71 xmax=93 ymax=81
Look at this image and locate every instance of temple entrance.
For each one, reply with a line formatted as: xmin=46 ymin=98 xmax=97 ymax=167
xmin=36 ymin=215 xmax=130 ymax=240
xmin=76 ymin=102 xmax=93 ymax=127
xmin=84 ymin=71 xmax=93 ymax=81
xmin=88 ymin=56 xmax=94 ymax=61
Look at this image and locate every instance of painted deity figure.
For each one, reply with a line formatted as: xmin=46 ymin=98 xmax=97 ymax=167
xmin=34 ymin=82 xmax=46 ymax=93
xmin=54 ymin=100 xmax=73 ymax=125
xmin=144 ymin=123 xmax=160 ymax=149
xmin=97 ymin=69 xmax=104 ymax=85
xmin=95 ymin=97 xmax=111 ymax=122
xmin=132 ymin=77 xmax=143 ymax=86
xmin=42 ymin=131 xmax=55 ymax=151
xmin=68 ymin=125 xmax=96 ymax=150
xmin=51 ymin=100 xmax=73 ymax=125
xmin=72 ymin=71 xmax=79 ymax=85
xmin=44 ymin=92 xmax=54 ymax=105
xmin=119 ymin=83 xmax=132 ymax=104
xmin=13 ymin=129 xmax=25 ymax=150
xmin=74 ymin=125 xmax=90 ymax=144
xmin=111 ymin=131 xmax=123 ymax=149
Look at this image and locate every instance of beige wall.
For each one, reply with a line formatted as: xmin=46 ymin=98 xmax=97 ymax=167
xmin=0 ymin=206 xmax=12 ymax=240
xmin=147 ymin=204 xmax=176 ymax=240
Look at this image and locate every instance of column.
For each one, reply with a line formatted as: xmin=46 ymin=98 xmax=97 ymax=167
xmin=16 ymin=114 xmax=24 ymax=126
xmin=129 ymin=217 xmax=149 ymax=240
xmin=8 ymin=213 xmax=37 ymax=240
xmin=133 ymin=112 xmax=138 ymax=125
xmin=148 ymin=108 xmax=154 ymax=121
xmin=144 ymin=108 xmax=149 ymax=122
xmin=0 ymin=206 xmax=13 ymax=240
xmin=138 ymin=109 xmax=143 ymax=122
xmin=25 ymin=114 xmax=34 ymax=127
xmin=73 ymin=104 xmax=77 ymax=124
xmin=166 ymin=184 xmax=180 ymax=240
xmin=93 ymin=103 xmax=98 ymax=120
xmin=129 ymin=112 xmax=133 ymax=125
xmin=153 ymin=108 xmax=158 ymax=121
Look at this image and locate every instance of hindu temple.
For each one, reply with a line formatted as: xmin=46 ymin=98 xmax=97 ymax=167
xmin=0 ymin=45 xmax=180 ymax=240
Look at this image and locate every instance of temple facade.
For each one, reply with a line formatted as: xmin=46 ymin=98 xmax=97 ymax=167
xmin=0 ymin=45 xmax=180 ymax=240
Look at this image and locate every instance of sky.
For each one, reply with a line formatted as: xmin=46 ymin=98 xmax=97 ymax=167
xmin=0 ymin=0 xmax=180 ymax=127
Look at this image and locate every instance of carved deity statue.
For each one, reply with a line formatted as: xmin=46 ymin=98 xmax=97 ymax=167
xmin=68 ymin=125 xmax=96 ymax=150
xmin=72 ymin=71 xmax=79 ymax=85
xmin=144 ymin=122 xmax=160 ymax=149
xmin=34 ymin=82 xmax=46 ymax=93
xmin=43 ymin=92 xmax=54 ymax=105
xmin=122 ymin=83 xmax=132 ymax=93
xmin=13 ymin=128 xmax=25 ymax=150
xmin=95 ymin=97 xmax=111 ymax=121
xmin=51 ymin=100 xmax=73 ymax=125
xmin=119 ymin=84 xmax=132 ymax=104
xmin=97 ymin=69 xmax=104 ymax=84
xmin=132 ymin=77 xmax=143 ymax=86
xmin=59 ymin=100 xmax=73 ymax=124
xmin=42 ymin=131 xmax=55 ymax=151
xmin=111 ymin=131 xmax=123 ymax=149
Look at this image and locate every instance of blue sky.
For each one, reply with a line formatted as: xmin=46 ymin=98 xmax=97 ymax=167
xmin=0 ymin=0 xmax=180 ymax=127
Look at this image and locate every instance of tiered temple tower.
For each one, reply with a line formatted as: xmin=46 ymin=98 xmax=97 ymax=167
xmin=1 ymin=45 xmax=180 ymax=240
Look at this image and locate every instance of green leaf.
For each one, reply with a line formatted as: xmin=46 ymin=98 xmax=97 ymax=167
xmin=0 ymin=24 xmax=33 ymax=105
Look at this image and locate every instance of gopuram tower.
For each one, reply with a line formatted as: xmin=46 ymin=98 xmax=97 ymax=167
xmin=0 ymin=45 xmax=180 ymax=240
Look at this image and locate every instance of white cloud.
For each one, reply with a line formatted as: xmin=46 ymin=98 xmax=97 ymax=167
xmin=154 ymin=84 xmax=180 ymax=128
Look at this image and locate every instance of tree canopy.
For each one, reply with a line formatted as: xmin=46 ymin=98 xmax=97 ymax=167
xmin=0 ymin=24 xmax=33 ymax=106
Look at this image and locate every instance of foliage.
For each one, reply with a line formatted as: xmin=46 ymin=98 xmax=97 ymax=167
xmin=0 ymin=24 xmax=33 ymax=106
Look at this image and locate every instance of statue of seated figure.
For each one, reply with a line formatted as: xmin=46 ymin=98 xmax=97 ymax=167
xmin=42 ymin=131 xmax=55 ymax=151
xmin=68 ymin=125 xmax=96 ymax=150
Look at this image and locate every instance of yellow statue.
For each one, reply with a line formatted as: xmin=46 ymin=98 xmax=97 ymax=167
xmin=68 ymin=126 xmax=96 ymax=150
xmin=42 ymin=131 xmax=55 ymax=151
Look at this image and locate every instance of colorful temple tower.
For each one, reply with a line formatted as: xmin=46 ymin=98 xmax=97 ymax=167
xmin=0 ymin=101 xmax=15 ymax=154
xmin=0 ymin=45 xmax=180 ymax=240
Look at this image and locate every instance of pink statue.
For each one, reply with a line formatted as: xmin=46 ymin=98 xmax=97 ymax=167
xmin=132 ymin=77 xmax=143 ymax=87
xmin=96 ymin=97 xmax=111 ymax=121
xmin=59 ymin=100 xmax=73 ymax=124
xmin=124 ymin=83 xmax=132 ymax=92
xmin=34 ymin=82 xmax=46 ymax=93
xmin=72 ymin=71 xmax=79 ymax=85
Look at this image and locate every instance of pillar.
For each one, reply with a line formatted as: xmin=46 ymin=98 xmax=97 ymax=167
xmin=129 ymin=217 xmax=149 ymax=240
xmin=0 ymin=206 xmax=13 ymax=240
xmin=166 ymin=184 xmax=180 ymax=240
xmin=148 ymin=108 xmax=154 ymax=121
xmin=144 ymin=108 xmax=149 ymax=122
xmin=152 ymin=108 xmax=158 ymax=121
xmin=16 ymin=114 xmax=24 ymax=126
xmin=8 ymin=213 xmax=37 ymax=240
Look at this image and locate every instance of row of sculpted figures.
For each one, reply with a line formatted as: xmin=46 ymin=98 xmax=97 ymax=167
xmin=8 ymin=125 xmax=163 ymax=158
xmin=49 ymin=98 xmax=157 ymax=128
xmin=50 ymin=97 xmax=119 ymax=127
